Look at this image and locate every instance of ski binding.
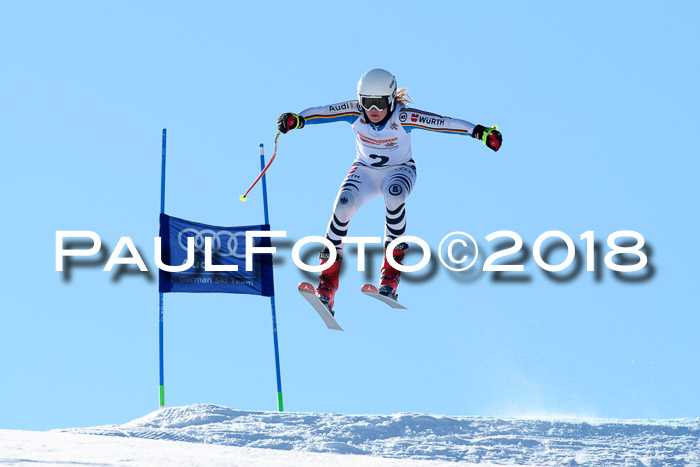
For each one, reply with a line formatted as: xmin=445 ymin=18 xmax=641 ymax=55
xmin=361 ymin=284 xmax=407 ymax=309
xmin=298 ymin=282 xmax=343 ymax=331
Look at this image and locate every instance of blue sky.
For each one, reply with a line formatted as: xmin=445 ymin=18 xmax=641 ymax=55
xmin=1 ymin=1 xmax=698 ymax=430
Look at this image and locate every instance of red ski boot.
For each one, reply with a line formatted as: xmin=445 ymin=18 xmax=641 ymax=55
xmin=378 ymin=243 xmax=407 ymax=300
xmin=316 ymin=258 xmax=342 ymax=315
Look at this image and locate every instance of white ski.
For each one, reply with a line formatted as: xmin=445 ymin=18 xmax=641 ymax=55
xmin=360 ymin=284 xmax=407 ymax=309
xmin=298 ymin=282 xmax=343 ymax=331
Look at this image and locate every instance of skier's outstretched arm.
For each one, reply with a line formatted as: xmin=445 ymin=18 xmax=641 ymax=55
xmin=399 ymin=107 xmax=502 ymax=151
xmin=277 ymin=101 xmax=361 ymax=134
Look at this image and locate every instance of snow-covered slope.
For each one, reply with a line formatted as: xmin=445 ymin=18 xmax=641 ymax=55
xmin=0 ymin=429 xmax=460 ymax=466
xmin=54 ymin=404 xmax=699 ymax=466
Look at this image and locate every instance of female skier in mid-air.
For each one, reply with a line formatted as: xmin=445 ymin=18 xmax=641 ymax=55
xmin=278 ymin=68 xmax=502 ymax=314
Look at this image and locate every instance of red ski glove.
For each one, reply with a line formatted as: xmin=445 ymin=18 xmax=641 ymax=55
xmin=277 ymin=113 xmax=305 ymax=134
xmin=473 ymin=124 xmax=502 ymax=152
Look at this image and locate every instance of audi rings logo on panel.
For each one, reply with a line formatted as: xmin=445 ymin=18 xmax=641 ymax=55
xmin=177 ymin=229 xmax=246 ymax=258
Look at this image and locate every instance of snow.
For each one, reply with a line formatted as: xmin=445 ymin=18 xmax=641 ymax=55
xmin=2 ymin=404 xmax=698 ymax=466
xmin=0 ymin=429 xmax=459 ymax=466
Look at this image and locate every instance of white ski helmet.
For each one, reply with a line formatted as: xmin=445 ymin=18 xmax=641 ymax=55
xmin=357 ymin=68 xmax=398 ymax=112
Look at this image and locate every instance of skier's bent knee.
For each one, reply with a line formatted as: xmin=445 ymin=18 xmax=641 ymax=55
xmin=384 ymin=185 xmax=408 ymax=207
xmin=333 ymin=191 xmax=357 ymax=221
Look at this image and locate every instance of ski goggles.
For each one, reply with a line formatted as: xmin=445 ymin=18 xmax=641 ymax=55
xmin=360 ymin=96 xmax=390 ymax=111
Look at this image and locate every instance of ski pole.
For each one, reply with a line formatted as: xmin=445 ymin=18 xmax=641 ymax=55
xmin=240 ymin=131 xmax=281 ymax=202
